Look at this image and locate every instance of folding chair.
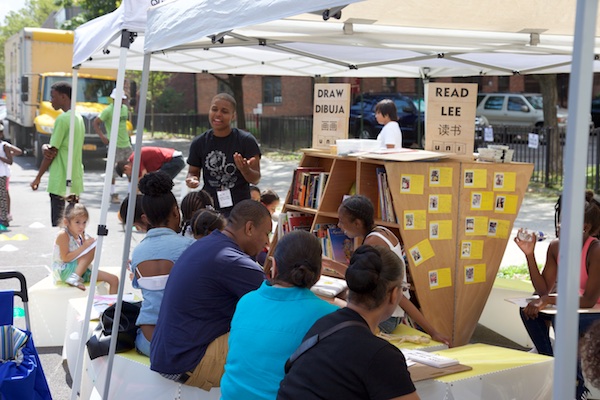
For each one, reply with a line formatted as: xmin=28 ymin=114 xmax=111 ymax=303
xmin=0 ymin=271 xmax=52 ymax=400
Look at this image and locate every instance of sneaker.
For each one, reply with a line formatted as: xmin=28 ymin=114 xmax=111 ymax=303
xmin=110 ymin=193 xmax=120 ymax=204
xmin=65 ymin=273 xmax=85 ymax=291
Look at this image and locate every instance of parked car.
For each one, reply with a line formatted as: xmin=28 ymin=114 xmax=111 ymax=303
xmin=476 ymin=92 xmax=573 ymax=127
xmin=348 ymin=93 xmax=422 ymax=147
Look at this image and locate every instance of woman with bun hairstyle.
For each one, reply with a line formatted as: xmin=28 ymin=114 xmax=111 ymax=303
xmin=335 ymin=195 xmax=450 ymax=345
xmin=221 ymin=230 xmax=338 ymax=400
xmin=278 ymin=245 xmax=419 ymax=400
xmin=130 ymin=171 xmax=195 ymax=356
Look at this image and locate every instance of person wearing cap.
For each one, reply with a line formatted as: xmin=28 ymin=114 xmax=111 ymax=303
xmin=93 ymin=88 xmax=132 ymax=203
xmin=115 ymin=146 xmax=185 ymax=181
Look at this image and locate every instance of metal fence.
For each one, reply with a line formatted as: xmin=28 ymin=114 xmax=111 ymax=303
xmin=134 ymin=113 xmax=600 ymax=191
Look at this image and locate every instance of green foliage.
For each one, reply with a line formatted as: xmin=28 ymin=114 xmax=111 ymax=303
xmin=155 ymin=86 xmax=184 ymax=113
xmin=496 ymin=263 xmax=541 ymax=280
xmin=56 ymin=0 xmax=120 ymax=29
xmin=0 ymin=0 xmax=60 ymax=92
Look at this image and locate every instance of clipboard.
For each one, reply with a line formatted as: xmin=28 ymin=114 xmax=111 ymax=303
xmin=408 ymin=362 xmax=472 ymax=382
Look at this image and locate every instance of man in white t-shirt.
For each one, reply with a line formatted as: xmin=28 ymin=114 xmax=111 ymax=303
xmin=375 ymin=99 xmax=403 ymax=149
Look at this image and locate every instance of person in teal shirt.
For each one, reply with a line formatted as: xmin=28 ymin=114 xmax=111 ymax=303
xmin=220 ymin=230 xmax=338 ymax=400
xmin=31 ymin=81 xmax=85 ymax=227
xmin=93 ymin=88 xmax=132 ymax=203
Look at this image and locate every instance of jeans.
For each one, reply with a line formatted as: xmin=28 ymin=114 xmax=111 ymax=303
xmin=135 ymin=328 xmax=151 ymax=357
xmin=160 ymin=155 xmax=186 ymax=180
xmin=49 ymin=193 xmax=66 ymax=227
xmin=520 ymin=308 xmax=600 ymax=399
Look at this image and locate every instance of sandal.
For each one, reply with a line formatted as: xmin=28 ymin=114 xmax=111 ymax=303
xmin=65 ymin=273 xmax=85 ymax=291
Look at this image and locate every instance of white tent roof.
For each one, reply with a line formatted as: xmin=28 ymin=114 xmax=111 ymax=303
xmin=127 ymin=0 xmax=600 ymax=77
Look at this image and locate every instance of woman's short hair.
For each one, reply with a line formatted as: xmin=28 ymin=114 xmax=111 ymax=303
xmin=272 ymin=230 xmax=322 ymax=288
xmin=340 ymin=195 xmax=374 ymax=230
xmin=346 ymin=245 xmax=403 ymax=309
xmin=375 ymin=99 xmax=398 ymax=121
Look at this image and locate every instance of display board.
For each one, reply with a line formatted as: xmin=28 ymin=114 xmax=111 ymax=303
xmin=272 ymin=150 xmax=533 ymax=346
xmin=386 ymin=160 xmax=533 ymax=345
xmin=311 ymin=83 xmax=351 ymax=150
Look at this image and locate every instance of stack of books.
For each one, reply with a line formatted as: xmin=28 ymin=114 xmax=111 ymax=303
xmin=376 ymin=167 xmax=397 ymax=223
xmin=291 ymin=167 xmax=330 ymax=209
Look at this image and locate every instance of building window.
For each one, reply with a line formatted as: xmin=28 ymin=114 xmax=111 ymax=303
xmin=263 ymin=77 xmax=282 ymax=104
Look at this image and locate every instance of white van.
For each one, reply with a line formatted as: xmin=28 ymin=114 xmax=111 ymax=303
xmin=476 ymin=93 xmax=568 ymax=127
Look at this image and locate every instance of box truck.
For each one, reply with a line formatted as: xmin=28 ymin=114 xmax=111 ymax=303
xmin=4 ymin=27 xmax=129 ymax=166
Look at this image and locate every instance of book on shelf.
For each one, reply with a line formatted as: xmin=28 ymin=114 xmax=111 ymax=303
xmin=291 ymin=167 xmax=324 ymax=206
xmin=314 ymin=172 xmax=329 ymax=209
xmin=277 ymin=212 xmax=314 ymax=237
xmin=376 ymin=167 xmax=397 ymax=223
xmin=327 ymin=226 xmax=354 ymax=264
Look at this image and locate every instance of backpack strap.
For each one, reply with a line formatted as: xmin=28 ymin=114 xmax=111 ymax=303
xmin=284 ymin=320 xmax=367 ymax=373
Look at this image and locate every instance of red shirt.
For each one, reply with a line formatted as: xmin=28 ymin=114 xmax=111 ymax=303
xmin=129 ymin=147 xmax=175 ymax=177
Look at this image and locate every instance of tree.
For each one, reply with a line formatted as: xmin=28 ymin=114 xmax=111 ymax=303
xmin=0 ymin=0 xmax=59 ymax=93
xmin=126 ymin=70 xmax=171 ymax=136
xmin=534 ymin=74 xmax=561 ymax=186
xmin=212 ymin=74 xmax=247 ymax=130
xmin=56 ymin=0 xmax=119 ymax=30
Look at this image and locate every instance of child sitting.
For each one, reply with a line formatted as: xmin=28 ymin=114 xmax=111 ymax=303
xmin=190 ymin=208 xmax=226 ymax=240
xmin=51 ymin=201 xmax=118 ymax=293
xmin=180 ymin=190 xmax=214 ymax=238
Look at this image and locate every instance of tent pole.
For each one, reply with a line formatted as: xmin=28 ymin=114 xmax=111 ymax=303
xmin=69 ymin=29 xmax=131 ymax=400
xmin=554 ymin=1 xmax=597 ymax=399
xmin=66 ymin=68 xmax=79 ymax=198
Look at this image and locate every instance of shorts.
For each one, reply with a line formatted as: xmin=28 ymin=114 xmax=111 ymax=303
xmin=54 ymin=261 xmax=92 ymax=285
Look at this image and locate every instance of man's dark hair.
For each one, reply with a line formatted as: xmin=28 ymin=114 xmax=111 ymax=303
xmin=51 ymin=81 xmax=72 ymax=99
xmin=227 ymin=199 xmax=271 ymax=229
xmin=115 ymin=160 xmax=128 ymax=177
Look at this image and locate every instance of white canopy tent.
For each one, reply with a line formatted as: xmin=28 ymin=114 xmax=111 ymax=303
xmin=69 ymin=1 xmax=363 ymax=399
xmin=70 ymin=0 xmax=600 ymax=398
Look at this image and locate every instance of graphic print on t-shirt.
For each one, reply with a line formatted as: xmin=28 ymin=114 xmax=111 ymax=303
xmin=205 ymin=149 xmax=238 ymax=190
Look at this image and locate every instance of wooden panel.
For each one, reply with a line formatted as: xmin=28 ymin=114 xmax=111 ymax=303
xmin=386 ymin=161 xmax=460 ymax=342
xmin=453 ymin=161 xmax=533 ymax=345
xmin=319 ymin=159 xmax=357 ymax=213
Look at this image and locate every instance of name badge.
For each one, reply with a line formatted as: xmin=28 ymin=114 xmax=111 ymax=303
xmin=217 ymin=189 xmax=234 ymax=208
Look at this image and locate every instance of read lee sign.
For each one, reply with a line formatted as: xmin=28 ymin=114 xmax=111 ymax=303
xmin=425 ymin=82 xmax=478 ymax=155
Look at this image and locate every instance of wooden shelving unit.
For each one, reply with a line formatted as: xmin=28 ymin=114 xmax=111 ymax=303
xmin=269 ymin=149 xmax=533 ymax=346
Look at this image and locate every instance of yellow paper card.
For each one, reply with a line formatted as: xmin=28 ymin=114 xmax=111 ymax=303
xmin=494 ymin=194 xmax=519 ymax=214
xmin=460 ymin=240 xmax=484 ymax=259
xmin=464 ymin=263 xmax=486 ymax=284
xmin=493 ymin=172 xmax=517 ymax=192
xmin=403 ymin=210 xmax=427 ymax=230
xmin=463 ymin=169 xmax=487 ymax=189
xmin=400 ymin=174 xmax=424 ymax=195
xmin=429 ymin=267 xmax=452 ymax=290
xmin=470 ymin=191 xmax=494 ymax=211
xmin=465 ymin=216 xmax=488 ymax=236
xmin=430 ymin=220 xmax=452 ymax=240
xmin=429 ymin=167 xmax=453 ymax=187
xmin=488 ymin=219 xmax=511 ymax=239
xmin=409 ymin=239 xmax=435 ymax=267
xmin=428 ymin=194 xmax=452 ymax=213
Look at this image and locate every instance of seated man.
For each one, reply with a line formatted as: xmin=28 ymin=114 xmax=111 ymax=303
xmin=115 ymin=146 xmax=185 ymax=180
xmin=150 ymin=199 xmax=272 ymax=390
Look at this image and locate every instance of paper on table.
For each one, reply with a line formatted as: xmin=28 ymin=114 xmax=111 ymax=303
xmin=75 ymin=240 xmax=97 ymax=261
xmin=92 ymin=293 xmax=136 ymax=317
xmin=505 ymin=296 xmax=538 ymax=308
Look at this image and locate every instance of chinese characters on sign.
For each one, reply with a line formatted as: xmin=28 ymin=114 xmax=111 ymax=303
xmin=312 ymin=83 xmax=351 ymax=150
xmin=425 ymin=82 xmax=477 ymax=155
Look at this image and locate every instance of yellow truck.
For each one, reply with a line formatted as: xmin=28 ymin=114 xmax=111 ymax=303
xmin=4 ymin=27 xmax=129 ymax=166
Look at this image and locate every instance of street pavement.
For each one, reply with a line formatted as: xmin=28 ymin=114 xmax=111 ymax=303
xmin=0 ymin=137 xmax=557 ymax=398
